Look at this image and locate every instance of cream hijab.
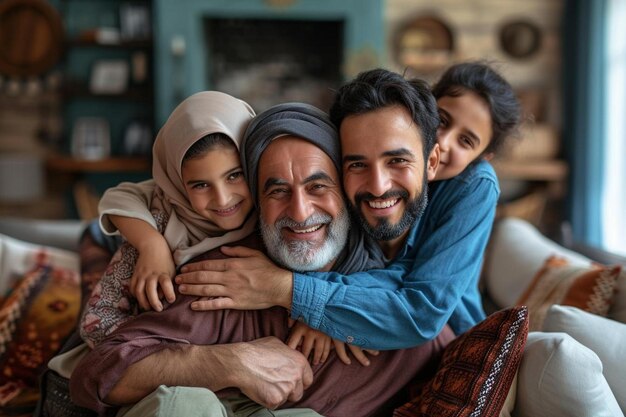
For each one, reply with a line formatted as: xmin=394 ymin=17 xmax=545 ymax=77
xmin=151 ymin=91 xmax=257 ymax=265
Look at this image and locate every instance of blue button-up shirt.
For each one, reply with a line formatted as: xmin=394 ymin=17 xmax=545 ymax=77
xmin=290 ymin=160 xmax=499 ymax=350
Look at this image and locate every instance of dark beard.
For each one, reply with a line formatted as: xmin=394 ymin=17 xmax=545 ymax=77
xmin=350 ymin=181 xmax=428 ymax=242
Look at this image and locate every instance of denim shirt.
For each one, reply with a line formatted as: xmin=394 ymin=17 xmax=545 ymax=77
xmin=290 ymin=160 xmax=499 ymax=350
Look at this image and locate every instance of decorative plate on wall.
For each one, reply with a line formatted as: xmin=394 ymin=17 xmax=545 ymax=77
xmin=394 ymin=15 xmax=454 ymax=72
xmin=0 ymin=0 xmax=64 ymax=77
xmin=499 ymin=20 xmax=542 ymax=59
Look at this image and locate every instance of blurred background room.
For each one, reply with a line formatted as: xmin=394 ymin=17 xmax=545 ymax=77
xmin=0 ymin=0 xmax=623 ymax=255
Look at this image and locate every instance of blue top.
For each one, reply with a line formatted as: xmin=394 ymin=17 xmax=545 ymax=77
xmin=290 ymin=160 xmax=499 ymax=350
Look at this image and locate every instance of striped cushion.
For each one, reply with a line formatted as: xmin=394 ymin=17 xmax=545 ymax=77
xmin=394 ymin=307 xmax=528 ymax=417
xmin=516 ymin=256 xmax=619 ymax=331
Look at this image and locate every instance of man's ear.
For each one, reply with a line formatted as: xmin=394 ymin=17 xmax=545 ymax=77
xmin=426 ymin=143 xmax=440 ymax=182
xmin=483 ymin=152 xmax=495 ymax=161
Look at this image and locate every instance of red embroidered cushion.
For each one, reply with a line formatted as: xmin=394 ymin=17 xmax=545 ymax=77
xmin=394 ymin=306 xmax=528 ymax=417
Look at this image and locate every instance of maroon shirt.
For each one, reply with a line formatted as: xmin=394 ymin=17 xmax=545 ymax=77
xmin=70 ymin=234 xmax=454 ymax=416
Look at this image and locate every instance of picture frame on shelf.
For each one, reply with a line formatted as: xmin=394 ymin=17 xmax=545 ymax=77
xmin=120 ymin=3 xmax=151 ymax=41
xmin=122 ymin=120 xmax=152 ymax=156
xmin=89 ymin=60 xmax=129 ymax=94
xmin=131 ymin=51 xmax=148 ymax=84
xmin=71 ymin=117 xmax=110 ymax=160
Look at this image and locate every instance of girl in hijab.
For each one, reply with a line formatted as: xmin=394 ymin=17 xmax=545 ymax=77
xmin=80 ymin=91 xmax=256 ymax=347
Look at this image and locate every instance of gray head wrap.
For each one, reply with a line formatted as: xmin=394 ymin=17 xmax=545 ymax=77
xmin=241 ymin=102 xmax=385 ymax=274
xmin=241 ymin=102 xmax=341 ymax=204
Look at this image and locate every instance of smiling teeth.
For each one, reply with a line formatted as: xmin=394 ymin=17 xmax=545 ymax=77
xmin=368 ymin=199 xmax=398 ymax=209
xmin=215 ymin=203 xmax=239 ymax=213
xmin=292 ymin=225 xmax=323 ymax=234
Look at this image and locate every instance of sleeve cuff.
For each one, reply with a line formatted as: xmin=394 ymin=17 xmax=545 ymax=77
xmin=98 ymin=210 xmax=158 ymax=236
xmin=290 ymin=272 xmax=329 ymax=329
xmin=99 ymin=213 xmax=120 ymax=236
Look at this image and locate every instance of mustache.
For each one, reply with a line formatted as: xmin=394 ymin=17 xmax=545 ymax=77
xmin=274 ymin=212 xmax=333 ymax=230
xmin=354 ymin=189 xmax=409 ymax=205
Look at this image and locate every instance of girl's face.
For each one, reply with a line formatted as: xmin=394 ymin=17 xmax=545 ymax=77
xmin=181 ymin=146 xmax=253 ymax=231
xmin=435 ymin=91 xmax=494 ymax=181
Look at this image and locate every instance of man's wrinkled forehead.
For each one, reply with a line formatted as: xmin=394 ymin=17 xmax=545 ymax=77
xmin=258 ymin=135 xmax=339 ymax=185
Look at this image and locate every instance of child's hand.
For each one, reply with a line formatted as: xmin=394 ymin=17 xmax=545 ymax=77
xmin=131 ymin=239 xmax=176 ymax=312
xmin=287 ymin=321 xmax=331 ymax=366
xmin=333 ymin=339 xmax=379 ymax=366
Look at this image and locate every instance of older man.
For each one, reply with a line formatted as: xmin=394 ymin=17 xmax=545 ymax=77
xmin=177 ymin=68 xmax=497 ymax=350
xmin=69 ymin=103 xmax=452 ymax=417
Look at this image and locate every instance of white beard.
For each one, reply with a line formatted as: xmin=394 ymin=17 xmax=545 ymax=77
xmin=260 ymin=209 xmax=350 ymax=272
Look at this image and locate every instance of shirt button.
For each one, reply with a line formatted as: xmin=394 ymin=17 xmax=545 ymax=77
xmin=346 ymin=336 xmax=354 ymax=343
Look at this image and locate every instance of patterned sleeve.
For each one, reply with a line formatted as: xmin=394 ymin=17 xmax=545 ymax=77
xmin=80 ymin=211 xmax=168 ymax=348
xmin=79 ymin=242 xmax=139 ymax=348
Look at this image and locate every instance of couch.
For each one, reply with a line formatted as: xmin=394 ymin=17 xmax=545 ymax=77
xmin=482 ymin=217 xmax=626 ymax=417
xmin=0 ymin=217 xmax=110 ymax=416
xmin=0 ymin=216 xmax=624 ymax=416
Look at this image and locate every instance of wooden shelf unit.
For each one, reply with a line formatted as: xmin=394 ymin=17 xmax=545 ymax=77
xmin=46 ymin=155 xmax=150 ymax=173
xmin=65 ymin=38 xmax=152 ymax=49
xmin=492 ymin=159 xmax=568 ymax=181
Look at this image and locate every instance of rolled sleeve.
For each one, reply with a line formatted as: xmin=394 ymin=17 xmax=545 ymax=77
xmin=98 ymin=180 xmax=157 ymax=235
xmin=70 ymin=330 xmax=190 ymax=415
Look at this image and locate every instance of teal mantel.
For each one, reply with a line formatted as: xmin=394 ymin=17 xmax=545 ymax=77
xmin=153 ymin=0 xmax=384 ymax=125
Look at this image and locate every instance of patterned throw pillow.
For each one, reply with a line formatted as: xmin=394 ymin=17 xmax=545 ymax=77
xmin=0 ymin=233 xmax=79 ymax=298
xmin=393 ymin=307 xmax=529 ymax=417
xmin=516 ymin=256 xmax=620 ymax=331
xmin=37 ymin=223 xmax=119 ymax=417
xmin=0 ymin=263 xmax=80 ymax=412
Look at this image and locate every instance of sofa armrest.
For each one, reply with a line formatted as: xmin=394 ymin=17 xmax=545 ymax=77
xmin=567 ymin=242 xmax=626 ymax=266
xmin=483 ymin=217 xmax=592 ymax=309
xmin=0 ymin=217 xmax=85 ymax=252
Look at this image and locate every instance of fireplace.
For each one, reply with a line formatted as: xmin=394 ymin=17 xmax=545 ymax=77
xmin=154 ymin=0 xmax=383 ymax=123
xmin=206 ymin=18 xmax=343 ymax=111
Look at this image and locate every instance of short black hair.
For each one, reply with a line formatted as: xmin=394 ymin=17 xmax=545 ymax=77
xmin=329 ymin=68 xmax=439 ymax=159
xmin=183 ymin=132 xmax=235 ymax=162
xmin=432 ymin=61 xmax=521 ymax=155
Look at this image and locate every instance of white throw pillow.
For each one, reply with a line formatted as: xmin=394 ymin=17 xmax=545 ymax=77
xmin=515 ymin=332 xmax=623 ymax=417
xmin=0 ymin=233 xmax=79 ymax=296
xmin=485 ymin=217 xmax=591 ymax=308
xmin=543 ymin=305 xmax=626 ymax=411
